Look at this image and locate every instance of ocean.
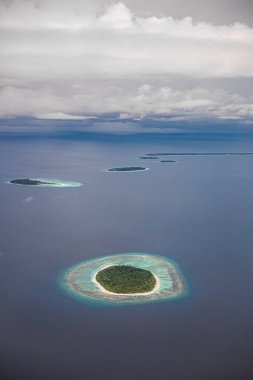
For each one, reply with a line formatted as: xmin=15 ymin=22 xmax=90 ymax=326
xmin=0 ymin=130 xmax=252 ymax=380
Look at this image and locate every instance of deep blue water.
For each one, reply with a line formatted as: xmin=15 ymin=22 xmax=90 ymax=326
xmin=0 ymin=132 xmax=253 ymax=380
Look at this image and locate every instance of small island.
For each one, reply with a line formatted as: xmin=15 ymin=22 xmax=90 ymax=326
xmin=10 ymin=178 xmax=54 ymax=186
xmin=139 ymin=156 xmax=159 ymax=160
xmin=95 ymin=265 xmax=156 ymax=294
xmin=8 ymin=178 xmax=82 ymax=187
xmin=60 ymin=253 xmax=187 ymax=305
xmin=160 ymin=160 xmax=176 ymax=163
xmin=108 ymin=167 xmax=148 ymax=172
xmin=145 ymin=152 xmax=253 ymax=156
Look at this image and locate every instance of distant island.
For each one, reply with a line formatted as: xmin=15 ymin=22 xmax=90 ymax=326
xmin=10 ymin=178 xmax=54 ymax=186
xmin=108 ymin=167 xmax=148 ymax=172
xmin=9 ymin=178 xmax=82 ymax=187
xmin=160 ymin=160 xmax=176 ymax=163
xmin=139 ymin=156 xmax=159 ymax=160
xmin=145 ymin=152 xmax=253 ymax=156
xmin=95 ymin=265 xmax=156 ymax=294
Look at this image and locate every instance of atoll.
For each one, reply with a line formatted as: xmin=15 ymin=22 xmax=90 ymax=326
xmin=9 ymin=178 xmax=82 ymax=187
xmin=60 ymin=253 xmax=187 ymax=305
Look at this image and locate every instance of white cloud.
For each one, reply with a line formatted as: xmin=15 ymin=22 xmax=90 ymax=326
xmin=35 ymin=112 xmax=95 ymax=120
xmin=1 ymin=82 xmax=252 ymax=120
xmin=99 ymin=2 xmax=134 ymax=29
xmin=0 ymin=1 xmax=253 ymax=120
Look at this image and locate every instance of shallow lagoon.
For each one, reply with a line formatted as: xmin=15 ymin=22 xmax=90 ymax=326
xmin=61 ymin=253 xmax=186 ymax=305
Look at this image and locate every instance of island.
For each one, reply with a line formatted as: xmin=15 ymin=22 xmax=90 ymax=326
xmin=10 ymin=178 xmax=54 ymax=186
xmin=95 ymin=265 xmax=156 ymax=294
xmin=160 ymin=160 xmax=176 ymax=163
xmin=108 ymin=167 xmax=148 ymax=172
xmin=8 ymin=178 xmax=82 ymax=187
xmin=139 ymin=156 xmax=159 ymax=160
xmin=145 ymin=152 xmax=253 ymax=156
xmin=60 ymin=253 xmax=187 ymax=305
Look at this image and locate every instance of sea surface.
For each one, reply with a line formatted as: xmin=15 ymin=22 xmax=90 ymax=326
xmin=0 ymin=131 xmax=253 ymax=380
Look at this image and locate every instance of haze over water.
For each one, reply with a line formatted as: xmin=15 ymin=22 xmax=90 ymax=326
xmin=0 ymin=131 xmax=253 ymax=380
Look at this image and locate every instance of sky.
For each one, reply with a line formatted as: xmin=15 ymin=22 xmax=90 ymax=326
xmin=0 ymin=0 xmax=253 ymax=127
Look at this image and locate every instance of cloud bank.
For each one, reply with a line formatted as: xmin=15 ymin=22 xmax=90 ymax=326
xmin=0 ymin=1 xmax=253 ymax=122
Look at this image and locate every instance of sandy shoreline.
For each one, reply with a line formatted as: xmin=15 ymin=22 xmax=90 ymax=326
xmin=62 ymin=253 xmax=187 ymax=304
xmin=92 ymin=265 xmax=160 ymax=296
xmin=8 ymin=178 xmax=82 ymax=187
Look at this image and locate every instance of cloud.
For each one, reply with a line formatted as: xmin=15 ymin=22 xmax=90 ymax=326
xmin=35 ymin=112 xmax=96 ymax=120
xmin=0 ymin=1 xmax=253 ymax=121
xmin=1 ymin=82 xmax=252 ymax=121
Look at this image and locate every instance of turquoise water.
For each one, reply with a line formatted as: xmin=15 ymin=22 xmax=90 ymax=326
xmin=60 ymin=253 xmax=187 ymax=306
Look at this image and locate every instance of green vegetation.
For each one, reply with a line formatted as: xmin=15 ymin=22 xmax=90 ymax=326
xmin=108 ymin=167 xmax=147 ymax=172
xmin=96 ymin=265 xmax=156 ymax=294
xmin=10 ymin=178 xmax=54 ymax=185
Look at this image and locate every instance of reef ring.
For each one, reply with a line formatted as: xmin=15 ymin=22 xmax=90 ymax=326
xmin=60 ymin=253 xmax=187 ymax=306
